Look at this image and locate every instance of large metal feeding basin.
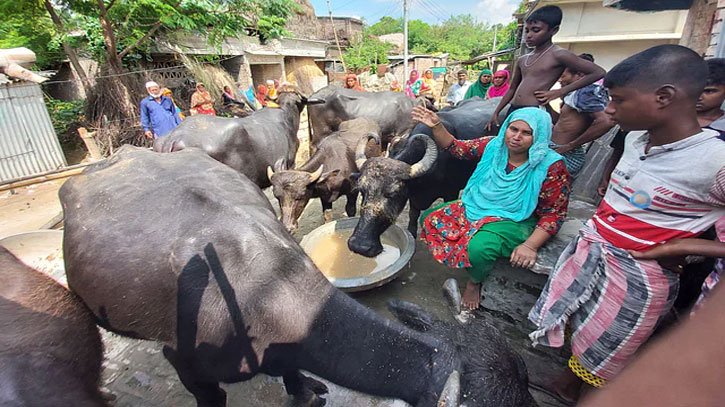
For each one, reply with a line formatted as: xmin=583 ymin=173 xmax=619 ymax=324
xmin=300 ymin=217 xmax=415 ymax=292
xmin=0 ymin=230 xmax=66 ymax=287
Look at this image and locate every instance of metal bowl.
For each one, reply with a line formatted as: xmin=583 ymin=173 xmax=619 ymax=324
xmin=300 ymin=217 xmax=415 ymax=292
xmin=0 ymin=230 xmax=66 ymax=287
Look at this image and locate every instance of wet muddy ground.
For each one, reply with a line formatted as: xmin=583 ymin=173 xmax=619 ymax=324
xmin=99 ymin=192 xmax=595 ymax=407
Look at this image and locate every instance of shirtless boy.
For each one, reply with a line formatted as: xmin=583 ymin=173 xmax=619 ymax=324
xmin=489 ymin=5 xmax=605 ymax=129
xmin=550 ymin=53 xmax=614 ymax=177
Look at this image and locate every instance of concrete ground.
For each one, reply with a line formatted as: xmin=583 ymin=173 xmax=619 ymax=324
xmin=1 ymin=114 xmax=598 ymax=406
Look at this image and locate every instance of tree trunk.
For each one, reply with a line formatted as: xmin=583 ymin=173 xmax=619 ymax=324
xmin=44 ymin=0 xmax=91 ymax=93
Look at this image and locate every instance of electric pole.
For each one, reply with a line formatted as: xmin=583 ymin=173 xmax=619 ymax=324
xmin=403 ymin=0 xmax=409 ymax=87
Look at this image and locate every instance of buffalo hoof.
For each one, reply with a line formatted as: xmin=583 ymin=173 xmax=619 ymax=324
xmin=323 ymin=209 xmax=334 ymax=223
xmin=288 ymin=376 xmax=328 ymax=407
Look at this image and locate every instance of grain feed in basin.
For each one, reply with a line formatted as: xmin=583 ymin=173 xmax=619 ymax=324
xmin=306 ymin=229 xmax=400 ymax=279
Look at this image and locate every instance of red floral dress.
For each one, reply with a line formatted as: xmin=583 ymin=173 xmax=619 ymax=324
xmin=420 ymin=137 xmax=571 ymax=268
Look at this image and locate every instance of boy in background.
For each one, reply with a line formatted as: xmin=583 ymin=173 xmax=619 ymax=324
xmin=697 ymin=58 xmax=725 ymax=138
xmin=550 ymin=53 xmax=614 ymax=177
xmin=489 ymin=5 xmax=605 ymax=129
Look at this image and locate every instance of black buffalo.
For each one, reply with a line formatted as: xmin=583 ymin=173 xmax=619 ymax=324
xmin=389 ymin=278 xmax=538 ymax=407
xmin=60 ymin=146 xmax=464 ymax=407
xmin=349 ymin=97 xmax=505 ymax=257
xmin=307 ymin=85 xmax=418 ymax=147
xmin=0 ymin=247 xmax=106 ymax=407
xmin=154 ymin=88 xmax=323 ymax=188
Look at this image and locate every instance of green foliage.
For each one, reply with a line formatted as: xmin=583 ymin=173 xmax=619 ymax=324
xmin=364 ymin=13 xmax=518 ymax=62
xmin=57 ymin=0 xmax=294 ymax=64
xmin=3 ymin=0 xmax=295 ymax=69
xmin=343 ymin=35 xmax=393 ymax=70
xmin=367 ymin=16 xmax=402 ymax=36
xmin=0 ymin=1 xmax=66 ymax=68
xmin=44 ymin=95 xmax=85 ymax=136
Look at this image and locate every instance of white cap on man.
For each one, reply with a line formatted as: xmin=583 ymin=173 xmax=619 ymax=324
xmin=145 ymin=81 xmax=159 ymax=89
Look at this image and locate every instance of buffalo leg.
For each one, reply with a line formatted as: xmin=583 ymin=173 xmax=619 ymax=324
xmin=163 ymin=347 xmax=226 ymax=407
xmin=345 ymin=191 xmax=358 ymax=217
xmin=283 ymin=371 xmax=328 ymax=407
xmin=321 ymin=200 xmax=333 ymax=223
xmin=407 ymin=203 xmax=421 ymax=239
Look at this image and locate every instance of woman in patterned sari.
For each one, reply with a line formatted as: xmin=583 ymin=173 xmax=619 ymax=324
xmin=190 ymin=83 xmax=216 ymax=116
xmin=411 ymin=106 xmax=571 ymax=309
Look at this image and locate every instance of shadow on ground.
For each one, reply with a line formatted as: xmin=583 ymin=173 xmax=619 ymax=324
xmin=100 ymin=190 xmax=596 ymax=406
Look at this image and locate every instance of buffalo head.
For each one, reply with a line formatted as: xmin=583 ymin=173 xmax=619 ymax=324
xmin=278 ymin=87 xmax=325 ymax=113
xmin=348 ymin=133 xmax=437 ymax=257
xmin=267 ymin=161 xmax=330 ymax=234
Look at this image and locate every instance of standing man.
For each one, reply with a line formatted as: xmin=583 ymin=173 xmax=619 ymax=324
xmin=140 ymin=81 xmax=182 ymax=139
xmin=446 ymin=70 xmax=471 ymax=106
xmin=550 ymin=53 xmax=614 ymax=178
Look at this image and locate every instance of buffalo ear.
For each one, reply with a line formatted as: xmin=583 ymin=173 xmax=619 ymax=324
xmin=317 ymin=169 xmax=340 ymax=184
xmin=387 ymin=299 xmax=435 ymax=332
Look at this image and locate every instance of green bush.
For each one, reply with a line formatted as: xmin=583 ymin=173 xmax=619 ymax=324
xmin=44 ymin=95 xmax=85 ymax=137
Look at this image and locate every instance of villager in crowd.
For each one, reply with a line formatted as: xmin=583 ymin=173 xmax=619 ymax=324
xmin=549 ymin=53 xmax=614 ymax=178
xmin=405 ymin=69 xmax=422 ymax=98
xmin=190 ymin=83 xmax=216 ymax=116
xmin=419 ymin=69 xmax=436 ymax=101
xmin=446 ymin=69 xmax=471 ymax=106
xmin=487 ymin=69 xmax=510 ymax=99
xmin=463 ymin=69 xmax=492 ymax=101
xmin=344 ymin=73 xmax=366 ymax=91
xmin=222 ymin=85 xmax=245 ymax=106
xmin=256 ymin=84 xmax=268 ymax=107
xmin=161 ymin=87 xmax=184 ymax=120
xmin=528 ymin=45 xmax=725 ymax=405
xmin=140 ymin=81 xmax=182 ymax=138
xmin=412 ymin=105 xmax=571 ymax=310
xmin=489 ymin=5 xmax=605 ymax=128
xmin=697 ymin=58 xmax=725 ymax=138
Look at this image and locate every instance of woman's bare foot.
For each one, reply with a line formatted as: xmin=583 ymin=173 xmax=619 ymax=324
xmin=461 ymin=281 xmax=482 ymax=310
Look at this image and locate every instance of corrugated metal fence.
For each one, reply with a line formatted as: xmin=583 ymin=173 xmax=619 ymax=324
xmin=0 ymin=81 xmax=67 ymax=183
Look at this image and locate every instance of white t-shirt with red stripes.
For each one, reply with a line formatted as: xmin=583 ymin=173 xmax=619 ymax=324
xmin=594 ymin=129 xmax=725 ymax=251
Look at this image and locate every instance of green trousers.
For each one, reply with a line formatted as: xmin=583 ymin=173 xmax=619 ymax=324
xmin=421 ymin=201 xmax=537 ymax=283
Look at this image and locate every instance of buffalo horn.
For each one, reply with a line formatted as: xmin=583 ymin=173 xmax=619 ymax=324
xmin=308 ymin=165 xmax=324 ymax=183
xmin=408 ymin=134 xmax=438 ymax=178
xmin=355 ymin=133 xmax=380 ymax=169
xmin=267 ymin=166 xmax=275 ymax=182
xmin=437 ymin=370 xmax=461 ymax=407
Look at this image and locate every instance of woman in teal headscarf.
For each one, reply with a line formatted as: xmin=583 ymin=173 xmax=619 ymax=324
xmin=411 ymin=106 xmax=571 ymax=309
xmin=463 ymin=69 xmax=493 ymax=100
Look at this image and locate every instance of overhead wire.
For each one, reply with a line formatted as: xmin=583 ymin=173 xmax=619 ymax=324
xmin=414 ymin=0 xmax=446 ymax=22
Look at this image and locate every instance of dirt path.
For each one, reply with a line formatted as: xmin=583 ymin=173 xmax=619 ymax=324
xmin=0 ymin=179 xmax=65 ymax=239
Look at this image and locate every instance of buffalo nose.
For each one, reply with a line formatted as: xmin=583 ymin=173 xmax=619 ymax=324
xmin=348 ymin=233 xmax=383 ymax=258
xmin=284 ymin=222 xmax=298 ymax=235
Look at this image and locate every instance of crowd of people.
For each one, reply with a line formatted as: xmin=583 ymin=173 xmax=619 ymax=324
xmin=140 ymin=77 xmax=292 ymax=138
xmin=411 ymin=5 xmax=725 ymax=405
